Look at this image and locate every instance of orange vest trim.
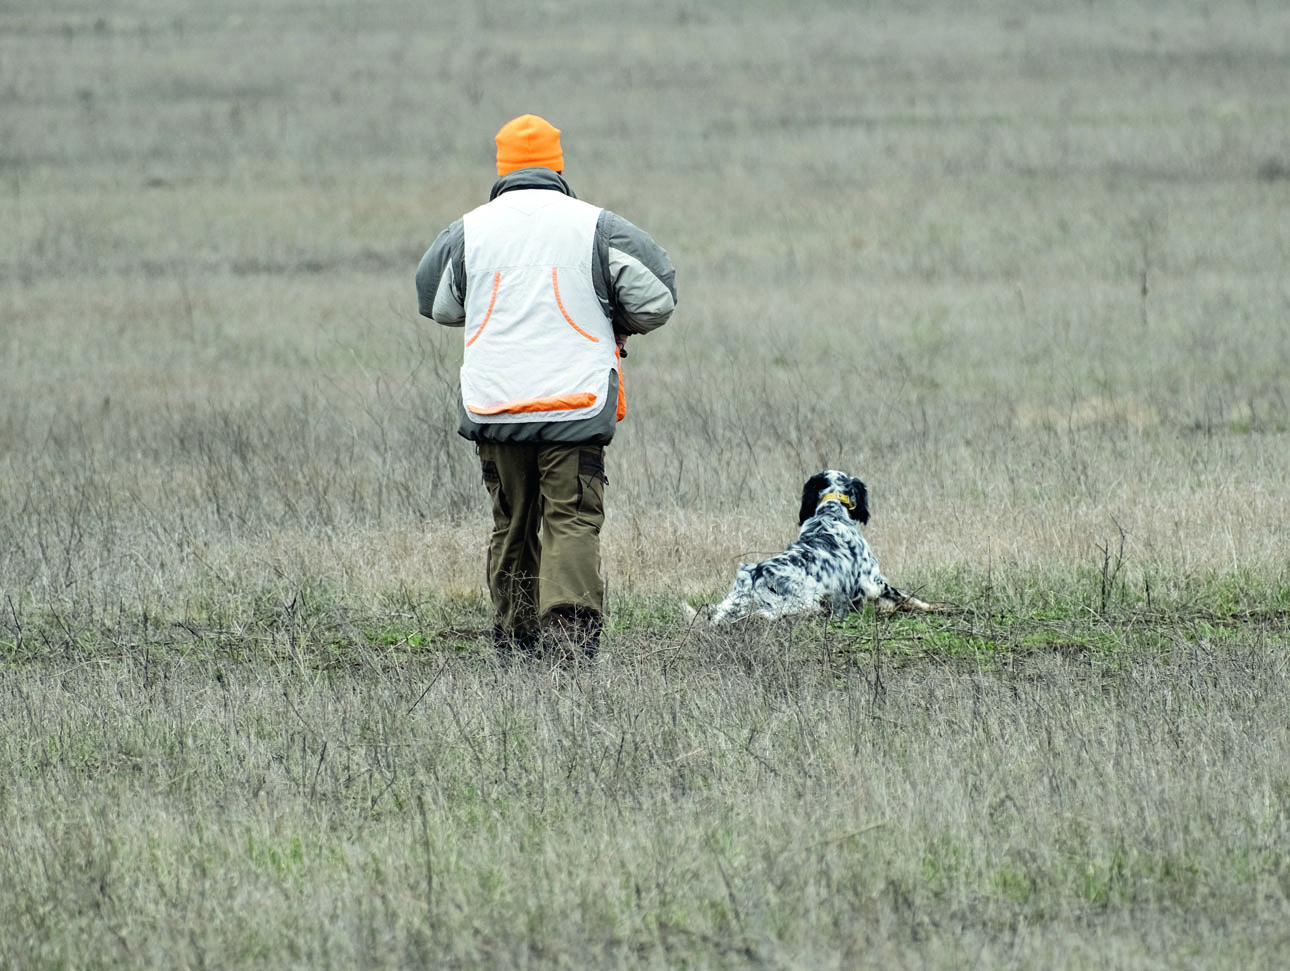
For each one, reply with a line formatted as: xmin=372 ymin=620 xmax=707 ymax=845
xmin=551 ymin=268 xmax=599 ymax=342
xmin=615 ymin=345 xmax=627 ymax=421
xmin=466 ymin=392 xmax=600 ymax=416
xmin=465 ymin=271 xmax=501 ymax=347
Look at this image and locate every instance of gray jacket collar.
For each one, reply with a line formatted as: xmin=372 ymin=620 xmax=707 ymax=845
xmin=489 ymin=167 xmax=576 ymax=201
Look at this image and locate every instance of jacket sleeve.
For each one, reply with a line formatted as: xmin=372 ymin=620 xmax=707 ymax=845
xmin=415 ymin=219 xmax=467 ymax=326
xmin=595 ymin=210 xmax=677 ymax=335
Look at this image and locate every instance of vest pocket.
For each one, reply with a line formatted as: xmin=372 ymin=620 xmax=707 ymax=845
xmin=466 ymin=271 xmax=500 ymax=347
xmin=551 ymin=268 xmax=599 ymax=342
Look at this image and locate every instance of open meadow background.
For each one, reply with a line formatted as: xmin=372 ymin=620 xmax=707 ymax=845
xmin=2 ymin=0 xmax=1289 ymax=967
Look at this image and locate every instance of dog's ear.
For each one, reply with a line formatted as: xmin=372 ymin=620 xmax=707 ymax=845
xmin=848 ymin=477 xmax=870 ymax=524
xmin=799 ymin=472 xmax=830 ymax=524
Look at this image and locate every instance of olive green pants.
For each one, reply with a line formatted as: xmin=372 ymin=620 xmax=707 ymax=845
xmin=477 ymin=442 xmax=607 ymax=638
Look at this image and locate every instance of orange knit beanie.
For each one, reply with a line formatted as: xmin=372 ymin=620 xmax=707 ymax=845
xmin=495 ymin=114 xmax=564 ymax=176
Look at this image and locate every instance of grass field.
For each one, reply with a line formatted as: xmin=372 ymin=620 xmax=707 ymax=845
xmin=3 ymin=1 xmax=1290 ymax=967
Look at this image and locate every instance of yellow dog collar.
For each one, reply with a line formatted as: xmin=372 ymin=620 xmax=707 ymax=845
xmin=817 ymin=492 xmax=854 ymax=509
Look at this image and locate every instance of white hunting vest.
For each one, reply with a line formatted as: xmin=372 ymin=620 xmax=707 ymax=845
xmin=459 ymin=189 xmax=622 ymax=425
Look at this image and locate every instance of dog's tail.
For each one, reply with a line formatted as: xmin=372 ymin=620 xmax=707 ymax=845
xmin=879 ymin=583 xmax=942 ymax=613
xmin=681 ymin=602 xmax=701 ymax=625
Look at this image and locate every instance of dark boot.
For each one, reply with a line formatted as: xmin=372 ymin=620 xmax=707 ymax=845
xmin=492 ymin=624 xmax=540 ymax=660
xmin=541 ymin=605 xmax=603 ymax=662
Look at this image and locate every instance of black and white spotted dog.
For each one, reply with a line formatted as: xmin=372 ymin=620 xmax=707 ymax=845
xmin=688 ymin=470 xmax=936 ymax=625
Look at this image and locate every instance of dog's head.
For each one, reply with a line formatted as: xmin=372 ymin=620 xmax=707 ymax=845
xmin=799 ymin=470 xmax=870 ymax=525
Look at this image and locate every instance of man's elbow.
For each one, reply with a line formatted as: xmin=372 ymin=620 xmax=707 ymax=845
xmin=618 ymin=290 xmax=676 ymax=334
xmin=421 ymin=306 xmax=465 ymax=326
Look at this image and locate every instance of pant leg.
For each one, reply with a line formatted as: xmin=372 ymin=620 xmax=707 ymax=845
xmin=478 ymin=442 xmax=543 ymax=638
xmin=535 ymin=444 xmax=607 ymax=619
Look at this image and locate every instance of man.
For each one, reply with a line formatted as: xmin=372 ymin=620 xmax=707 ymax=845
xmin=416 ymin=114 xmax=677 ymax=659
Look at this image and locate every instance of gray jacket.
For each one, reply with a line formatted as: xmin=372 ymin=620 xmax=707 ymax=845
xmin=416 ymin=168 xmax=677 ymax=444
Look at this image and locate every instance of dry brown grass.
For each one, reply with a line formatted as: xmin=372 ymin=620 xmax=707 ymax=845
xmin=3 ymin=0 xmax=1290 ymax=967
